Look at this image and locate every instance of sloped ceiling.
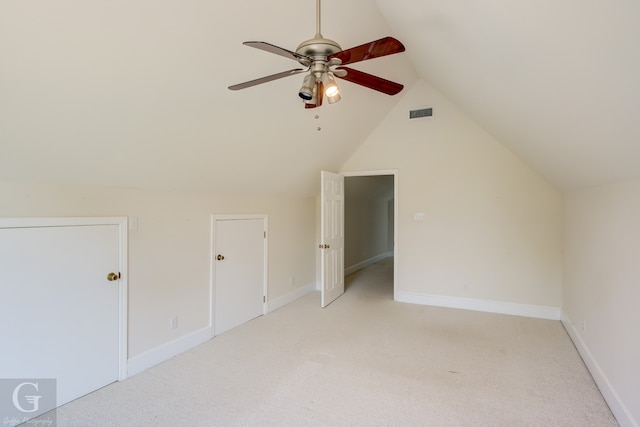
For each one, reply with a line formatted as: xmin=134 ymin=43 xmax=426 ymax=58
xmin=0 ymin=0 xmax=416 ymax=197
xmin=377 ymin=0 xmax=640 ymax=190
xmin=1 ymin=1 xmax=638 ymax=197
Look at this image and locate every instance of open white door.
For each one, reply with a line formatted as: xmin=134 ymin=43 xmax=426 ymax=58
xmin=320 ymin=171 xmax=345 ymax=307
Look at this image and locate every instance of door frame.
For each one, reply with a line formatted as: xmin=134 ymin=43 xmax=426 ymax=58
xmin=209 ymin=214 xmax=268 ymax=336
xmin=0 ymin=216 xmax=129 ymax=380
xmin=341 ymin=169 xmax=398 ymax=301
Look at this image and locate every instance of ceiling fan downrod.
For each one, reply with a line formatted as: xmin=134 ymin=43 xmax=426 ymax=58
xmin=296 ymin=0 xmax=342 ymax=58
xmin=316 ymin=0 xmax=321 ymax=37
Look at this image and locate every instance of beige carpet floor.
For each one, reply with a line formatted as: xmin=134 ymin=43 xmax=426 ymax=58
xmin=39 ymin=258 xmax=617 ymax=426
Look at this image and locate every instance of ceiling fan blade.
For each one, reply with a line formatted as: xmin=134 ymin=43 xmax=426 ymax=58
xmin=228 ymin=68 xmax=307 ymax=91
xmin=305 ymin=81 xmax=324 ymax=109
xmin=334 ymin=67 xmax=404 ymax=95
xmin=329 ymin=37 xmax=405 ymax=66
xmin=243 ymin=41 xmax=311 ymax=65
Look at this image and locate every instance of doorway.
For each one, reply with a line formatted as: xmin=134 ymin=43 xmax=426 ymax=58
xmin=343 ymin=171 xmax=397 ymax=299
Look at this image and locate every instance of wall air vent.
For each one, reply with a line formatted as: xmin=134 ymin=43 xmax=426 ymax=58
xmin=409 ymin=107 xmax=433 ymax=119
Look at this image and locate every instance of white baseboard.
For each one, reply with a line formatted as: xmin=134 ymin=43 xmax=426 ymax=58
xmin=396 ymin=291 xmax=561 ymax=320
xmin=127 ymin=283 xmax=318 ymax=378
xmin=266 ymin=282 xmax=316 ymax=313
xmin=345 ymin=251 xmax=393 ymax=276
xmin=561 ymin=311 xmax=638 ymax=427
xmin=127 ymin=326 xmax=212 ymax=377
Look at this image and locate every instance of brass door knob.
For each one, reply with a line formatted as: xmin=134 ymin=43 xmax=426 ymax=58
xmin=107 ymin=272 xmax=119 ymax=282
xmin=217 ymin=254 xmax=225 ymax=261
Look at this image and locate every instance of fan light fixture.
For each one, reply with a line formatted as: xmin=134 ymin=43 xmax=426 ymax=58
xmin=303 ymin=82 xmax=318 ymax=105
xmin=299 ymin=74 xmax=317 ymax=100
xmin=323 ymin=73 xmax=341 ymax=104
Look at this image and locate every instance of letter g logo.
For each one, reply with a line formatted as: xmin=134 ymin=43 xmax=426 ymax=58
xmin=12 ymin=382 xmax=42 ymax=413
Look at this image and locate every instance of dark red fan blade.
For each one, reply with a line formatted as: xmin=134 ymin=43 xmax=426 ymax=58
xmin=335 ymin=67 xmax=404 ymax=95
xmin=329 ymin=36 xmax=405 ymax=66
xmin=305 ymin=82 xmax=324 ymax=109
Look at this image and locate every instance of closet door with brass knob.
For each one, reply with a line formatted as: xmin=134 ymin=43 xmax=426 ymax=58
xmin=212 ymin=216 xmax=266 ymax=336
xmin=0 ymin=218 xmax=125 ymax=419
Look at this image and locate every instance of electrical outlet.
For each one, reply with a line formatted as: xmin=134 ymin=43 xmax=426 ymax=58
xmin=581 ymin=319 xmax=586 ymax=332
xmin=170 ymin=316 xmax=178 ymax=330
xmin=289 ymin=276 xmax=294 ymax=287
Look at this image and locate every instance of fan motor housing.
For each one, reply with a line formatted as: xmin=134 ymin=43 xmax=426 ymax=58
xmin=296 ymin=36 xmax=342 ymax=59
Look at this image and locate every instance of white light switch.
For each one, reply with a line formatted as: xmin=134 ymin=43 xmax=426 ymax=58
xmin=129 ymin=216 xmax=138 ymax=231
xmin=414 ymin=213 xmax=425 ymax=221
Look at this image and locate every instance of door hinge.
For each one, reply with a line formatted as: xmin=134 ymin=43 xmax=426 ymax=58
xmin=264 ymin=231 xmax=266 ymax=238
xmin=263 ymin=296 xmax=266 ymax=303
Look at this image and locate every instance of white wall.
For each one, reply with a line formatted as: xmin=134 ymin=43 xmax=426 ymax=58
xmin=564 ymin=180 xmax=640 ymax=426
xmin=342 ymin=79 xmax=563 ymax=314
xmin=0 ymin=182 xmax=316 ymax=359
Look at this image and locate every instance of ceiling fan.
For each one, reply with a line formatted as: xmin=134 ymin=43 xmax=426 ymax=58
xmin=228 ymin=0 xmax=406 ymax=108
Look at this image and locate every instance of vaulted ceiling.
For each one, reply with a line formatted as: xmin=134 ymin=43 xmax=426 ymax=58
xmin=1 ymin=1 xmax=638 ymax=197
xmin=381 ymin=0 xmax=640 ymax=191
